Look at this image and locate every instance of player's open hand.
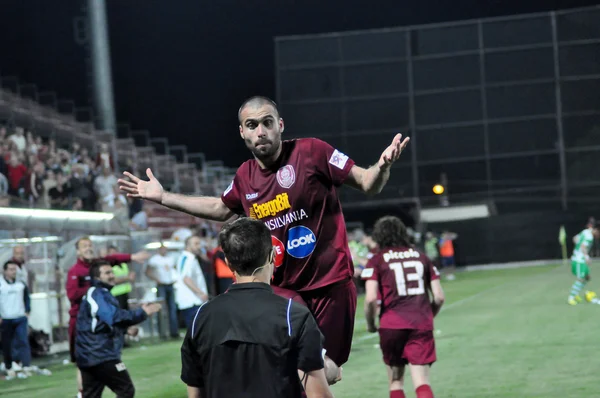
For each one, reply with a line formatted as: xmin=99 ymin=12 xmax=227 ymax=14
xmin=378 ymin=133 xmax=410 ymax=170
xmin=118 ymin=168 xmax=164 ymax=204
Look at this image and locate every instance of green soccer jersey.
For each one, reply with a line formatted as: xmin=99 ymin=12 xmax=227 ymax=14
xmin=571 ymin=229 xmax=594 ymax=263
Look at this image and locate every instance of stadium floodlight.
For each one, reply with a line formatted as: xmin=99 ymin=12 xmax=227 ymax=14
xmin=432 ymin=184 xmax=445 ymax=195
xmin=0 ymin=208 xmax=114 ymax=221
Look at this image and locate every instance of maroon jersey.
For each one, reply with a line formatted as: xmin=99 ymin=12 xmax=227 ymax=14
xmin=362 ymin=246 xmax=440 ymax=330
xmin=221 ymin=138 xmax=355 ymax=291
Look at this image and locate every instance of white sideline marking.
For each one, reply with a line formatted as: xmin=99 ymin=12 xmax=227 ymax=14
xmin=354 ymin=261 xmax=561 ymax=342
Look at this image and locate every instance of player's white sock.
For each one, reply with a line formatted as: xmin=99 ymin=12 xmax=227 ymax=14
xmin=569 ymin=280 xmax=586 ymax=299
xmin=590 ymin=297 xmax=600 ymax=305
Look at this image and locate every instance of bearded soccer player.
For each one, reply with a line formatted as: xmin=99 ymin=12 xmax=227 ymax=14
xmin=119 ymin=96 xmax=409 ymax=382
xmin=568 ymin=219 xmax=600 ymax=305
xmin=362 ymin=216 xmax=444 ymax=398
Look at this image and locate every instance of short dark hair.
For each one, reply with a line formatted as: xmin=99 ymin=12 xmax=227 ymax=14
xmin=372 ymin=216 xmax=411 ymax=248
xmin=3 ymin=260 xmax=18 ymax=271
xmin=218 ymin=217 xmax=273 ymax=276
xmin=89 ymin=259 xmax=112 ymax=279
xmin=238 ymin=96 xmax=280 ymax=123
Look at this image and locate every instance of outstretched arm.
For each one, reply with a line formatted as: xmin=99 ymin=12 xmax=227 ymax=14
xmin=118 ymin=168 xmax=234 ymax=221
xmin=344 ymin=133 xmax=410 ymax=195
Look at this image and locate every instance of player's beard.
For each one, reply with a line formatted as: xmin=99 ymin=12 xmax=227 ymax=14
xmin=248 ymin=136 xmax=281 ymax=162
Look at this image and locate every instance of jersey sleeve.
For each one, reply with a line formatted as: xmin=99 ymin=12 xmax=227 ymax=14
xmin=220 ymin=173 xmax=245 ymax=215
xmin=361 ymin=255 xmax=379 ymax=281
xmin=309 ymin=138 xmax=355 ymax=187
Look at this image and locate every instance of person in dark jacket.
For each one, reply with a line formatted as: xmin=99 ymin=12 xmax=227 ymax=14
xmin=76 ymin=260 xmax=161 ymax=398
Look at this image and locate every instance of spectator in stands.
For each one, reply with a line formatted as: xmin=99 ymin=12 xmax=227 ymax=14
xmin=175 ymin=236 xmax=209 ymax=328
xmin=96 ymin=142 xmax=113 ymax=170
xmin=71 ymin=143 xmax=81 ymax=163
xmin=110 ymin=189 xmax=130 ymax=226
xmin=27 ymin=162 xmax=45 ymax=205
xmin=94 ymin=167 xmax=117 ymax=211
xmin=69 ymin=164 xmax=95 ymax=211
xmin=58 ymin=149 xmax=72 ymax=176
xmin=72 ymin=197 xmax=84 ymax=211
xmin=9 ymin=127 xmax=26 ymax=153
xmin=0 ymin=125 xmax=6 ymax=142
xmin=6 ymin=156 xmax=27 ymax=197
xmin=0 ymin=144 xmax=7 ymax=177
xmin=130 ymin=209 xmax=148 ymax=231
xmin=25 ymin=130 xmax=38 ymax=156
xmin=145 ymin=243 xmax=179 ymax=338
xmin=48 ymin=172 xmax=70 ymax=210
xmin=42 ymin=169 xmax=57 ymax=208
xmin=0 ymin=173 xmax=8 ymax=204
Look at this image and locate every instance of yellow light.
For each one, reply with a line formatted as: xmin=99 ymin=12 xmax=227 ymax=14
xmin=433 ymin=184 xmax=445 ymax=195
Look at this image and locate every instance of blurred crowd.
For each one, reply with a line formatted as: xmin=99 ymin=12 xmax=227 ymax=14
xmin=0 ymin=125 xmax=146 ymax=230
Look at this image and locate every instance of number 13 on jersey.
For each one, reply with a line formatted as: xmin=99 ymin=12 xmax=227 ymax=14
xmin=389 ymin=261 xmax=425 ymax=296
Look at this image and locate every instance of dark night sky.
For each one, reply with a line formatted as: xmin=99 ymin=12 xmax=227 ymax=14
xmin=0 ymin=0 xmax=597 ymax=167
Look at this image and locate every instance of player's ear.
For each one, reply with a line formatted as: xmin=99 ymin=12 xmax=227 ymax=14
xmin=279 ymin=118 xmax=284 ymax=134
xmin=239 ymin=125 xmax=244 ymax=139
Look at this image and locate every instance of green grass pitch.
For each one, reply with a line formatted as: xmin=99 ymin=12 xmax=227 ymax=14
xmin=3 ymin=262 xmax=600 ymax=397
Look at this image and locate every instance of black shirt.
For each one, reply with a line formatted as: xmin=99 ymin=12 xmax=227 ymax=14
xmin=181 ymin=283 xmax=324 ymax=398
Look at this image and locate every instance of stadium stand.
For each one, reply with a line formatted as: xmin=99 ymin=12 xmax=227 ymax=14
xmin=0 ymin=76 xmax=236 ymax=238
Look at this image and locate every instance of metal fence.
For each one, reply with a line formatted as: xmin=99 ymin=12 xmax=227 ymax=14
xmin=275 ymin=6 xmax=600 ymax=210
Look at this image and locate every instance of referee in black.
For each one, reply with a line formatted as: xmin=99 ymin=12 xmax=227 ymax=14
xmin=181 ymin=217 xmax=334 ymax=398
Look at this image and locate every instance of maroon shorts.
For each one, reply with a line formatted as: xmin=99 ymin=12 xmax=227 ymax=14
xmin=68 ymin=316 xmax=77 ymax=363
xmin=378 ymin=328 xmax=436 ymax=366
xmin=273 ymin=279 xmax=357 ymax=367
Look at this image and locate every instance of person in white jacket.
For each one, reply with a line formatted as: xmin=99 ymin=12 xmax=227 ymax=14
xmin=0 ymin=260 xmax=32 ymax=379
xmin=175 ymin=236 xmax=209 ymax=327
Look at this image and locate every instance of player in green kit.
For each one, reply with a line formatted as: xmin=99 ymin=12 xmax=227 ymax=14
xmin=567 ymin=219 xmax=600 ymax=305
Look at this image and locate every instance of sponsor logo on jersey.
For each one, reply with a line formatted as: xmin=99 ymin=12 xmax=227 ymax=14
xmin=382 ymin=248 xmax=420 ymax=263
xmin=245 ymin=192 xmax=259 ymax=200
xmin=264 ymin=209 xmax=308 ymax=231
xmin=286 ymin=226 xmax=317 ymax=258
xmin=249 ymin=193 xmax=292 ymax=219
xmin=271 ymin=236 xmax=285 ymax=268
xmin=276 ymin=165 xmax=296 ymax=189
xmin=223 ymin=180 xmax=234 ymax=196
xmin=329 ymin=149 xmax=349 ymax=170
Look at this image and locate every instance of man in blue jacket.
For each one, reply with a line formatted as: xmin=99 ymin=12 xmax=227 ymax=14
xmin=76 ymin=259 xmax=161 ymax=398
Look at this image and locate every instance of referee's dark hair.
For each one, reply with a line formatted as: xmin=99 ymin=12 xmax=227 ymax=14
xmin=89 ymin=259 xmax=112 ymax=279
xmin=218 ymin=217 xmax=273 ymax=276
